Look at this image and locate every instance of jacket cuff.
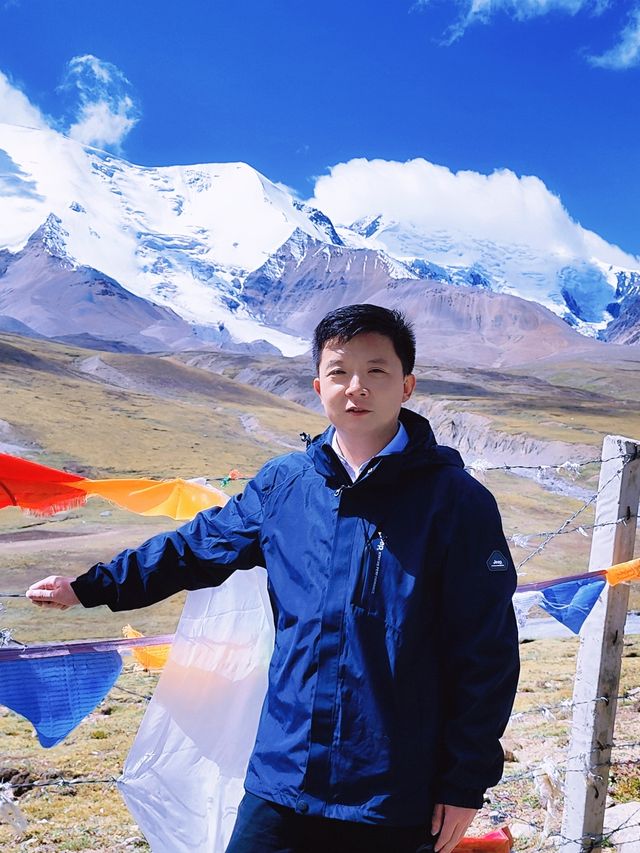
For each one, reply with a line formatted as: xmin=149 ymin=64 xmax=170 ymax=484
xmin=71 ymin=566 xmax=115 ymax=609
xmin=433 ymin=783 xmax=485 ymax=810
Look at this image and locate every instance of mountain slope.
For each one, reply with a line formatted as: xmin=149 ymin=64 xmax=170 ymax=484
xmin=241 ymin=233 xmax=611 ymax=366
xmin=338 ymin=215 xmax=640 ymax=339
xmin=0 ymin=332 xmax=326 ymax=477
xmin=0 ymin=123 xmax=334 ymax=353
xmin=0 ymin=216 xmax=205 ymax=352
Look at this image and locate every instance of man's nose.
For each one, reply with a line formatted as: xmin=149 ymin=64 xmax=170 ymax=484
xmin=346 ymin=375 xmax=368 ymax=396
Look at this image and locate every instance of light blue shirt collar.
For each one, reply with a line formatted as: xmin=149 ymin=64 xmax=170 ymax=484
xmin=331 ymin=421 xmax=409 ymax=482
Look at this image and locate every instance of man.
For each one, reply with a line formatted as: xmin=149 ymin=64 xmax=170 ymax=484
xmin=28 ymin=304 xmax=520 ymax=853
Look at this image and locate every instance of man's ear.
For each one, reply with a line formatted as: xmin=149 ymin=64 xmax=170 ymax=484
xmin=313 ymin=377 xmax=321 ymax=397
xmin=402 ymin=374 xmax=416 ymax=402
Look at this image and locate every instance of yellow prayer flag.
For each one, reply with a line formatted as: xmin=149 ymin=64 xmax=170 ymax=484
xmin=605 ymin=558 xmax=640 ymax=586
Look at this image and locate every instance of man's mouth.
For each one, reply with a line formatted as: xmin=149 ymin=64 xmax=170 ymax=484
xmin=346 ymin=407 xmax=370 ymax=413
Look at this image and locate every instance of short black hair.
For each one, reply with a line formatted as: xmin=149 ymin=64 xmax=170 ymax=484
xmin=312 ymin=304 xmax=416 ymax=375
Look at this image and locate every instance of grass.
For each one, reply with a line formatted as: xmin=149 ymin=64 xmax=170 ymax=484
xmin=0 ymin=334 xmax=327 ymax=478
xmin=412 ymin=358 xmax=640 ymax=448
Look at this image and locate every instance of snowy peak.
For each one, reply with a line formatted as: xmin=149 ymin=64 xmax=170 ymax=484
xmin=242 ymin=229 xmax=417 ymax=333
xmin=337 ymin=214 xmax=640 ymax=338
xmin=27 ymin=213 xmax=73 ymax=262
xmin=0 ymin=123 xmax=340 ymax=353
xmin=348 ymin=214 xmax=384 ymax=240
xmin=293 ymin=201 xmax=344 ymax=246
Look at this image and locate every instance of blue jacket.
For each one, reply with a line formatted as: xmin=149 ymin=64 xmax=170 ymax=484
xmin=73 ymin=408 xmax=519 ymax=825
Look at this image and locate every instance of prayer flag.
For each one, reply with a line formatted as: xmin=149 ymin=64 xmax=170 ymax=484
xmin=0 ymin=651 xmax=122 ymax=747
xmin=119 ymin=571 xmax=274 ymax=853
xmin=122 ymin=625 xmax=171 ymax=670
xmin=539 ymin=577 xmax=606 ymax=634
xmin=606 ymin=558 xmax=640 ymax=586
xmin=453 ymin=826 xmax=513 ymax=852
xmin=0 ymin=452 xmax=226 ymax=520
xmin=0 ymin=452 xmax=85 ymax=514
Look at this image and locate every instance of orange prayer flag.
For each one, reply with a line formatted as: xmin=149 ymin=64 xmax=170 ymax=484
xmin=122 ymin=625 xmax=171 ymax=671
xmin=0 ymin=452 xmax=227 ymax=521
xmin=77 ymin=477 xmax=227 ymax=520
xmin=605 ymin=558 xmax=640 ymax=586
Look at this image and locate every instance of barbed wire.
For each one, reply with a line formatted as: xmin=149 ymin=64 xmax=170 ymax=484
xmin=465 ymin=452 xmax=633 ymax=475
xmin=516 ymin=465 xmax=628 ymax=571
xmin=495 ymin=748 xmax=640 ymax=790
xmin=510 ymin=514 xmax=635 ymax=551
xmin=510 ymin=691 xmax=639 ymax=721
xmin=0 ymin=628 xmax=19 ymax=647
xmin=2 ymin=775 xmax=119 ymax=793
xmin=110 ymin=684 xmax=152 ymax=702
xmin=482 ymin=803 xmax=640 ymax=852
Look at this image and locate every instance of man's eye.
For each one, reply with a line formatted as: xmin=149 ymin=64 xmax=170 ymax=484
xmin=328 ymin=369 xmax=345 ymax=376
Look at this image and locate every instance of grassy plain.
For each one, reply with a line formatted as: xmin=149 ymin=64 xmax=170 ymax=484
xmin=1 ymin=332 xmax=639 ymax=851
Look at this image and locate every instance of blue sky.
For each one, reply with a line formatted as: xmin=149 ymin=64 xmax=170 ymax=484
xmin=1 ymin=0 xmax=639 ymax=254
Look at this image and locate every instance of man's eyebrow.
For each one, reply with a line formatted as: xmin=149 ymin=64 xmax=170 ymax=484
xmin=324 ymin=357 xmax=390 ymax=368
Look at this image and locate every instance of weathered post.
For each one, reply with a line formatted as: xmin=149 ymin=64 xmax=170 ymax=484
xmin=560 ymin=435 xmax=640 ymax=852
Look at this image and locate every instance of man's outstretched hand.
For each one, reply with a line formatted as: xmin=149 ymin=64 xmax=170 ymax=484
xmin=26 ymin=576 xmax=80 ymax=610
xmin=431 ymin=803 xmax=477 ymax=853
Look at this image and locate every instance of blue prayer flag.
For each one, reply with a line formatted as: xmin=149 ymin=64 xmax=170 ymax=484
xmin=0 ymin=650 xmax=122 ymax=747
xmin=539 ymin=577 xmax=606 ymax=635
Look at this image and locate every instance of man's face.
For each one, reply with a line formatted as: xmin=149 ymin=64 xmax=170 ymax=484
xmin=313 ymin=333 xmax=415 ymax=439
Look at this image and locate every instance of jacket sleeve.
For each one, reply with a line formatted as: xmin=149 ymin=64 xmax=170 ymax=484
xmin=435 ymin=476 xmax=520 ymax=809
xmin=71 ymin=473 xmax=266 ymax=612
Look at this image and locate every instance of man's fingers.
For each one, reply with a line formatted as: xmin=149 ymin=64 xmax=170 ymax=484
xmin=26 ymin=587 xmax=54 ymax=601
xmin=26 ymin=576 xmax=79 ymax=608
xmin=434 ymin=814 xmax=456 ymax=853
xmin=433 ymin=805 xmax=477 ymax=853
xmin=431 ymin=802 xmax=444 ymax=835
xmin=27 ymin=576 xmax=59 ymax=591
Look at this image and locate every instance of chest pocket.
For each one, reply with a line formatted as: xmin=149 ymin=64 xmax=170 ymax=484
xmin=352 ymin=523 xmax=422 ymax=627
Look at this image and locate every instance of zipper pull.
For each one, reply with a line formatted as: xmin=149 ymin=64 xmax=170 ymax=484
xmin=371 ymin=531 xmax=385 ymax=596
xmin=334 ymin=485 xmax=345 ymax=497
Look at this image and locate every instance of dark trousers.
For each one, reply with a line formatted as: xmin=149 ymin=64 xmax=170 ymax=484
xmin=225 ymin=792 xmax=435 ymax=853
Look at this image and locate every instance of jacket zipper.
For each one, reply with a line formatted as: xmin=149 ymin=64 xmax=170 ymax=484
xmin=370 ymin=531 xmax=385 ymax=597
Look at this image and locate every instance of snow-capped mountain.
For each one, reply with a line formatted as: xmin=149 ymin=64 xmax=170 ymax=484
xmin=339 ymin=214 xmax=640 ymax=340
xmin=242 ymin=229 xmax=415 ymax=331
xmin=0 ymin=215 xmax=217 ymax=352
xmin=0 ymin=122 xmax=342 ymax=354
xmin=1 ymin=121 xmax=639 ymax=358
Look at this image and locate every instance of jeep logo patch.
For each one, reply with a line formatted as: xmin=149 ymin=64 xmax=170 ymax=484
xmin=487 ymin=550 xmax=509 ymax=571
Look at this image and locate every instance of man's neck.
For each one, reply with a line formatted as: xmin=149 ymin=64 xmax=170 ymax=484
xmin=334 ymin=422 xmax=399 ymax=471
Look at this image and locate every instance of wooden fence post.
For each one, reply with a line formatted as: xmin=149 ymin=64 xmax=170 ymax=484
xmin=560 ymin=435 xmax=640 ymax=852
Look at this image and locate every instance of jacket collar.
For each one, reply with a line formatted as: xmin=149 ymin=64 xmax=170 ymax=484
xmin=307 ymin=407 xmax=464 ymax=486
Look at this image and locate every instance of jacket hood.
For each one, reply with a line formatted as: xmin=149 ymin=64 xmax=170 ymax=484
xmin=307 ymin=406 xmax=464 ymax=484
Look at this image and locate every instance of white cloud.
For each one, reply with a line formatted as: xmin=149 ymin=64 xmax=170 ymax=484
xmin=589 ymin=7 xmax=640 ymax=68
xmin=0 ymin=70 xmax=50 ymax=130
xmin=63 ymin=54 xmax=140 ymax=149
xmin=310 ymin=157 xmax=635 ymax=265
xmin=417 ymin=0 xmax=609 ymax=45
